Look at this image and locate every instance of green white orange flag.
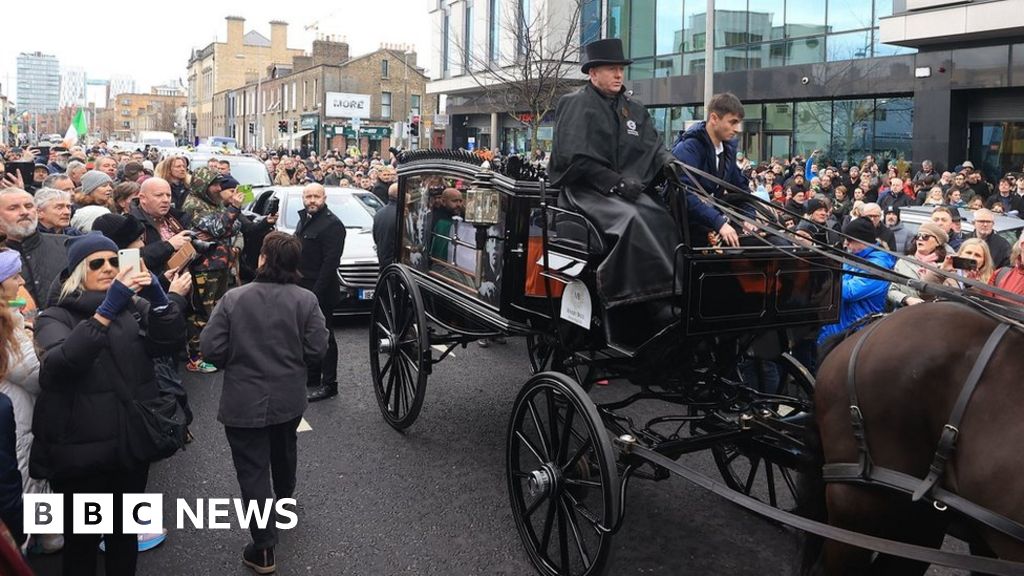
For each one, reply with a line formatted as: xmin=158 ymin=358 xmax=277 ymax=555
xmin=63 ymin=109 xmax=87 ymax=145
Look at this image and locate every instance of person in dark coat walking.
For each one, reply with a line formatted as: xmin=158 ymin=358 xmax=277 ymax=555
xmin=294 ymin=183 xmax=345 ymax=401
xmin=372 ymin=183 xmax=398 ymax=267
xmin=31 ymin=233 xmax=186 ymax=576
xmin=201 ymin=232 xmax=328 ymax=575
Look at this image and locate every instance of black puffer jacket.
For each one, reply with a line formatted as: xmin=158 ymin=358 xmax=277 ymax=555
xmin=30 ymin=290 xmax=186 ymax=481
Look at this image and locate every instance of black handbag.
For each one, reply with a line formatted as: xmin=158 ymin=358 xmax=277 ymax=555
xmin=109 ymin=307 xmax=187 ymax=466
xmin=121 ymin=392 xmax=187 ymax=465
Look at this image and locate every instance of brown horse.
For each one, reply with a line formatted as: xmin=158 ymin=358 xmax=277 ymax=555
xmin=808 ymin=301 xmax=1024 ymax=574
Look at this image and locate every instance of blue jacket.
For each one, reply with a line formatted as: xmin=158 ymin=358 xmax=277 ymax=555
xmin=671 ymin=122 xmax=751 ymax=228
xmin=818 ymin=246 xmax=896 ymax=344
xmin=671 ymin=121 xmax=749 ymax=198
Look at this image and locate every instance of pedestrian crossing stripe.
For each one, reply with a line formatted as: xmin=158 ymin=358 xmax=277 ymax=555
xmin=297 ymin=418 xmax=312 ymax=433
xmin=431 ymin=344 xmax=455 ymax=358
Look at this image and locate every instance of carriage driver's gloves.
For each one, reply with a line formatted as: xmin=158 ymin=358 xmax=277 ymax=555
xmin=96 ymin=280 xmax=136 ymax=321
xmin=611 ymin=177 xmax=644 ymax=201
xmin=138 ymin=272 xmax=170 ymax=312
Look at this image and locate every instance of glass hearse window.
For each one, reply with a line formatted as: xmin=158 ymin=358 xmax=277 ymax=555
xmin=401 ymin=173 xmax=506 ymax=305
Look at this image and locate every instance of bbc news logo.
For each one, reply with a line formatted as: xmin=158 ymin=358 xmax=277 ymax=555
xmin=24 ymin=495 xmax=298 ymax=534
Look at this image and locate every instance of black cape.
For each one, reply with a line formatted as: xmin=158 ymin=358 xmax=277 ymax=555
xmin=548 ymin=83 xmax=679 ymax=307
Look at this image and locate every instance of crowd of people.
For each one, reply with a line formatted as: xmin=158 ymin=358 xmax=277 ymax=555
xmin=0 ymin=139 xmax=381 ymax=575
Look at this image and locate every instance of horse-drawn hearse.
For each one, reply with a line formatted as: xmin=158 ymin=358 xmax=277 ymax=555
xmin=369 ymin=149 xmax=1024 ymax=575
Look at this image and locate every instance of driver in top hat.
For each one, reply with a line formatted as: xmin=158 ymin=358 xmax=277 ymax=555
xmin=549 ymin=38 xmax=737 ymax=343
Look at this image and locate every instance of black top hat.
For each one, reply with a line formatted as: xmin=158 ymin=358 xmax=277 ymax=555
xmin=580 ymin=39 xmax=633 ymax=73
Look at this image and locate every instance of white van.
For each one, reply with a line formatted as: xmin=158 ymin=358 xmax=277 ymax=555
xmin=138 ymin=131 xmax=176 ymax=148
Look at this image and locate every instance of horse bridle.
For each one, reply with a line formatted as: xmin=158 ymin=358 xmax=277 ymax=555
xmin=823 ymin=315 xmax=1024 ymax=544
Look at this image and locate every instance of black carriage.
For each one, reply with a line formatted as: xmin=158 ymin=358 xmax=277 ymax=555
xmin=368 ymin=150 xmax=842 ymax=575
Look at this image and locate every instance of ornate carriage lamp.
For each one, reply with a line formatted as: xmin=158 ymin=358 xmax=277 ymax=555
xmin=463 ymin=169 xmax=500 ymax=226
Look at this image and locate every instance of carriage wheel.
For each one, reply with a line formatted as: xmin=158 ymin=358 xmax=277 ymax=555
xmin=507 ymin=372 xmax=619 ymax=576
xmin=369 ymin=265 xmax=429 ymax=431
xmin=710 ymin=353 xmax=816 ymax=510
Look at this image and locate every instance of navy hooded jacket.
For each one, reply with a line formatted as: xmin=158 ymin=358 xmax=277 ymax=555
xmin=671 ymin=121 xmax=749 ymax=198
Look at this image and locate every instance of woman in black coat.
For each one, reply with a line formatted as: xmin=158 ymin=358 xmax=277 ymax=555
xmin=31 ymin=233 xmax=186 ymax=576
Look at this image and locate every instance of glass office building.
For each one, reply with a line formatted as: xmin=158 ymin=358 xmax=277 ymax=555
xmin=608 ymin=0 xmax=917 ymax=167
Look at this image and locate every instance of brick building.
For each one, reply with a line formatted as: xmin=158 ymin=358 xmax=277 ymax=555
xmin=186 ymin=16 xmax=304 ymax=142
xmin=216 ymin=37 xmax=434 ymax=156
xmin=95 ymin=92 xmax=186 ymax=141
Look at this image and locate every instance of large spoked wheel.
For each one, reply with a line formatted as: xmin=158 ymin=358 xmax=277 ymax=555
xmin=369 ymin=265 xmax=430 ymax=431
xmin=710 ymin=352 xmax=817 ymax=510
xmin=507 ymin=372 xmax=619 ymax=576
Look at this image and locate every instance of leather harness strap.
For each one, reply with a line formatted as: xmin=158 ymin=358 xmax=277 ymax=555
xmin=826 ymin=319 xmax=1018 ymax=542
xmin=823 ymin=463 xmax=1024 ymax=544
xmin=844 ymin=318 xmax=886 ymax=478
xmin=912 ymin=322 xmax=1011 ymax=502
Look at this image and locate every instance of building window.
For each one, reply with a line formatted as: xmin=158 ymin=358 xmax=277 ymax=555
xmin=517 ymin=0 xmax=531 ymax=60
xmin=381 ymin=91 xmax=392 ymax=119
xmin=489 ymin=0 xmax=500 ymax=62
xmin=581 ymin=0 xmax=601 ymax=46
xmin=443 ymin=12 xmax=451 ymax=74
xmin=411 ymin=94 xmax=422 ymax=116
xmin=608 ymin=0 xmax=629 ymax=47
xmin=464 ymin=2 xmax=474 ymax=69
xmin=291 ymin=82 xmax=297 ymax=111
xmin=381 ymin=59 xmax=390 ymax=78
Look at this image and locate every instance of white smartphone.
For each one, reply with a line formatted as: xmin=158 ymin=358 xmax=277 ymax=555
xmin=118 ymin=248 xmax=141 ymax=274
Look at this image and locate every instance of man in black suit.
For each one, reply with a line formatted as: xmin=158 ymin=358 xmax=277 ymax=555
xmin=295 ymin=183 xmax=346 ymax=401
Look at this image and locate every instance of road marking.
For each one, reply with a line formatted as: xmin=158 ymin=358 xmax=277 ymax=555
xmin=297 ymin=418 xmax=312 ymax=433
xmin=431 ymin=344 xmax=455 ymax=358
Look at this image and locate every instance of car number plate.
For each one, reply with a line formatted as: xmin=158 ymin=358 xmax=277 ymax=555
xmin=358 ymin=289 xmax=375 ymax=300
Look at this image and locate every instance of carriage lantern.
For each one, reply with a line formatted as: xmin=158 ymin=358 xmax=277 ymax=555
xmin=463 ymin=169 xmax=501 ymax=226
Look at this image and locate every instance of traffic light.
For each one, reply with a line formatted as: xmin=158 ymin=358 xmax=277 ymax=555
xmin=293 ymin=120 xmax=298 ymax=132
xmin=409 ymin=115 xmax=420 ymax=137
xmin=278 ymin=120 xmax=287 ymax=133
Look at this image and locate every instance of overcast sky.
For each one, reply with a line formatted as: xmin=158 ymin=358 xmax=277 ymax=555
xmin=0 ymin=2 xmax=435 ymax=104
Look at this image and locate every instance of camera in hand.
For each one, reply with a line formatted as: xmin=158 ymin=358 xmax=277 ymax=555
xmin=950 ymin=256 xmax=978 ymax=271
xmin=190 ymin=237 xmax=217 ymax=254
xmin=266 ymin=196 xmax=280 ymax=215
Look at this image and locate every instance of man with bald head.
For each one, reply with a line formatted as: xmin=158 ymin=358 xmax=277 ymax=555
xmin=970 ymin=208 xmax=1011 ymax=268
xmin=131 ymin=176 xmax=193 ymax=275
xmin=430 ymin=187 xmax=464 ymax=260
xmin=295 ymin=182 xmax=346 ymax=401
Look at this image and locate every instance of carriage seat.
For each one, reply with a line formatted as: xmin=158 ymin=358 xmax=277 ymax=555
xmin=551 ymin=191 xmax=606 ymax=256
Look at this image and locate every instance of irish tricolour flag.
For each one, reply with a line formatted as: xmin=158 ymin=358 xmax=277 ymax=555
xmin=62 ymin=109 xmax=88 ymax=146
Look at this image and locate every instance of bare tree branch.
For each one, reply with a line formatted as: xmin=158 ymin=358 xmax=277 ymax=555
xmin=447 ymin=0 xmax=588 ymax=153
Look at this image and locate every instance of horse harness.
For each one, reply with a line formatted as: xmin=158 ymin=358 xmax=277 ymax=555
xmin=821 ymin=316 xmax=1024 ymax=543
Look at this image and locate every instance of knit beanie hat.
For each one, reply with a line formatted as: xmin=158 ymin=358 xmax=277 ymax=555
xmin=0 ymin=250 xmax=22 ymax=283
xmin=92 ymin=213 xmax=146 ymax=249
xmin=80 ymin=170 xmax=113 ymax=195
xmin=66 ymin=233 xmax=119 ymax=273
xmin=916 ymin=222 xmax=949 ymax=246
xmin=842 ymin=217 xmax=878 ymax=245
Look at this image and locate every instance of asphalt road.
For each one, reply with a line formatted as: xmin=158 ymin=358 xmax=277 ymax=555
xmin=27 ymin=318 xmax=967 ymax=576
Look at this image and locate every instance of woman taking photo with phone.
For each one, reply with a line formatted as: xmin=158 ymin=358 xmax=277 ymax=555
xmin=30 ymin=233 xmax=185 ymax=576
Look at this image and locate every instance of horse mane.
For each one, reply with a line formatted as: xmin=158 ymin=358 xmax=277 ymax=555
xmin=817 ymin=313 xmax=888 ymax=367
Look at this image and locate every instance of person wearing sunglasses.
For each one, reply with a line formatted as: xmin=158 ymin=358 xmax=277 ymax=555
xmin=30 ymin=233 xmax=186 ymax=576
xmin=888 ymin=222 xmax=950 ymax=308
